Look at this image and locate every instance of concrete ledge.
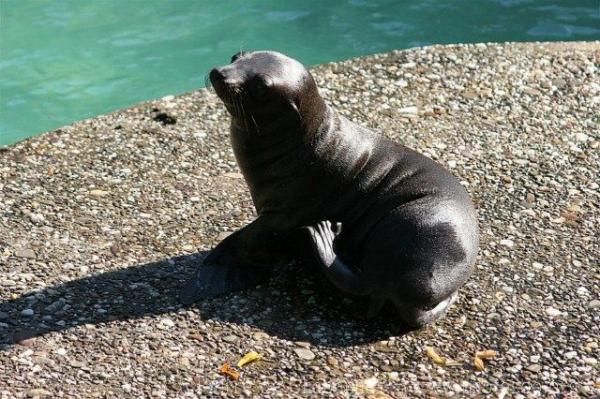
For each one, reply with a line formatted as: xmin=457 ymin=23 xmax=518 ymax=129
xmin=1 ymin=42 xmax=598 ymax=397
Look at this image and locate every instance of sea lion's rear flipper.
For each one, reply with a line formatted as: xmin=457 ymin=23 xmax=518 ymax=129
xmin=396 ymin=291 xmax=459 ymax=329
xmin=179 ymin=231 xmax=271 ymax=305
xmin=305 ymin=220 xmax=371 ymax=296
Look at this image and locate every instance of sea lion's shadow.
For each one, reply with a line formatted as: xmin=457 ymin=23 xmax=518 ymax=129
xmin=0 ymin=252 xmax=409 ymax=349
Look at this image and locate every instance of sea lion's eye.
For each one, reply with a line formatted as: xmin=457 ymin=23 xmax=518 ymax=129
xmin=247 ymin=78 xmax=270 ymax=101
xmin=231 ymin=51 xmax=246 ymax=63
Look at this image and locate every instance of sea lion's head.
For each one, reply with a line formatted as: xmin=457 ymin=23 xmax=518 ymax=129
xmin=209 ymin=51 xmax=326 ymax=135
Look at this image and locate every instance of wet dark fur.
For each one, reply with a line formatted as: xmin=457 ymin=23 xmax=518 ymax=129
xmin=181 ymin=51 xmax=479 ymax=328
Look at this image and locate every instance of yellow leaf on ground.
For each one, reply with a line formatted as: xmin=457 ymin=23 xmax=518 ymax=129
xmin=474 ymin=356 xmax=485 ymax=371
xmin=354 ymin=377 xmax=394 ymax=399
xmin=443 ymin=359 xmax=463 ymax=367
xmin=237 ymin=351 xmax=263 ymax=367
xmin=475 ymin=350 xmax=498 ymax=359
xmin=425 ymin=346 xmax=446 ymax=365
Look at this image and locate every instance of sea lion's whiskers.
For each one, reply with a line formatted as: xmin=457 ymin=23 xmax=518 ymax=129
xmin=225 ymin=91 xmax=235 ymax=111
xmin=232 ymin=90 xmax=248 ymax=130
xmin=237 ymin=87 xmax=246 ymax=116
xmin=226 ymin=91 xmax=242 ymax=125
xmin=238 ymin=87 xmax=259 ymax=134
xmin=237 ymin=100 xmax=247 ymax=129
xmin=250 ymin=115 xmax=260 ymax=134
xmin=227 ymin=88 xmax=239 ymax=113
xmin=234 ymin=98 xmax=243 ymax=122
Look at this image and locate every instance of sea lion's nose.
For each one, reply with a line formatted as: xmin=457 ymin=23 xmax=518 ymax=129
xmin=209 ymin=67 xmax=225 ymax=84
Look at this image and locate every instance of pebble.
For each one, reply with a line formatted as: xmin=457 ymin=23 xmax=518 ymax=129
xmin=522 ymin=87 xmax=541 ymax=96
xmin=583 ymin=357 xmax=597 ymax=366
xmin=15 ymin=248 xmax=36 ymax=259
xmin=326 ymin=356 xmax=339 ymax=368
xmin=526 ymin=364 xmax=542 ymax=373
xmin=223 ymin=172 xmax=244 ymax=179
xmin=545 ymin=307 xmax=563 ymax=317
xmin=587 ymin=299 xmax=600 ymax=309
xmin=398 ymin=106 xmax=418 ymax=114
xmin=499 ymin=239 xmax=514 ymax=248
xmin=26 ymin=389 xmax=52 ymax=398
xmin=161 ymin=318 xmax=175 ymax=326
xmin=526 ymin=193 xmax=535 ymax=203
xmin=216 ymin=232 xmax=232 ymax=241
xmin=293 ymin=348 xmax=316 ymax=361
xmin=252 ymin=332 xmax=269 ymax=341
xmin=21 ymin=309 xmax=34 ymax=317
xmin=222 ymin=334 xmax=238 ymax=343
xmin=0 ymin=311 xmax=8 ymax=320
xmin=70 ymin=360 xmax=85 ymax=368
xmin=363 ymin=377 xmax=378 ymax=389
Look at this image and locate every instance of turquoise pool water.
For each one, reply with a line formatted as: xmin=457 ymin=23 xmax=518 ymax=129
xmin=1 ymin=0 xmax=599 ymax=146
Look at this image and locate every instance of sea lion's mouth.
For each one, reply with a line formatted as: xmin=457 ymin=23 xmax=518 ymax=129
xmin=209 ymin=67 xmax=244 ymax=110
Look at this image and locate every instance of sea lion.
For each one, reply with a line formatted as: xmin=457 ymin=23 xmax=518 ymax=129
xmin=180 ymin=50 xmax=479 ymax=328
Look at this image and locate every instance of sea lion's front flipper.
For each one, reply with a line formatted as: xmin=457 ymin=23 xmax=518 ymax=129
xmin=180 ymin=220 xmax=284 ymax=305
xmin=180 ymin=255 xmax=269 ymax=305
xmin=305 ymin=221 xmax=371 ymax=296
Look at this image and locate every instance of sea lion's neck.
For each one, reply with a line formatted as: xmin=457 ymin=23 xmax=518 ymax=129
xmin=298 ymin=90 xmax=328 ymax=135
xmin=312 ymin=106 xmax=376 ymax=180
xmin=311 ymin=105 xmax=337 ymax=141
xmin=229 ymin=120 xmax=307 ymax=196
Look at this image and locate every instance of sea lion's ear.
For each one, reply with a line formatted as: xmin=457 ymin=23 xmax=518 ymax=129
xmin=231 ymin=51 xmax=246 ymax=63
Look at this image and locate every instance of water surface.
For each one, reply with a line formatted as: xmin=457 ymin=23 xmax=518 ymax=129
xmin=1 ymin=0 xmax=598 ymax=145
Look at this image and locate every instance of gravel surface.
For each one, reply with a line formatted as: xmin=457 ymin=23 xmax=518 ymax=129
xmin=1 ymin=42 xmax=599 ymax=398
